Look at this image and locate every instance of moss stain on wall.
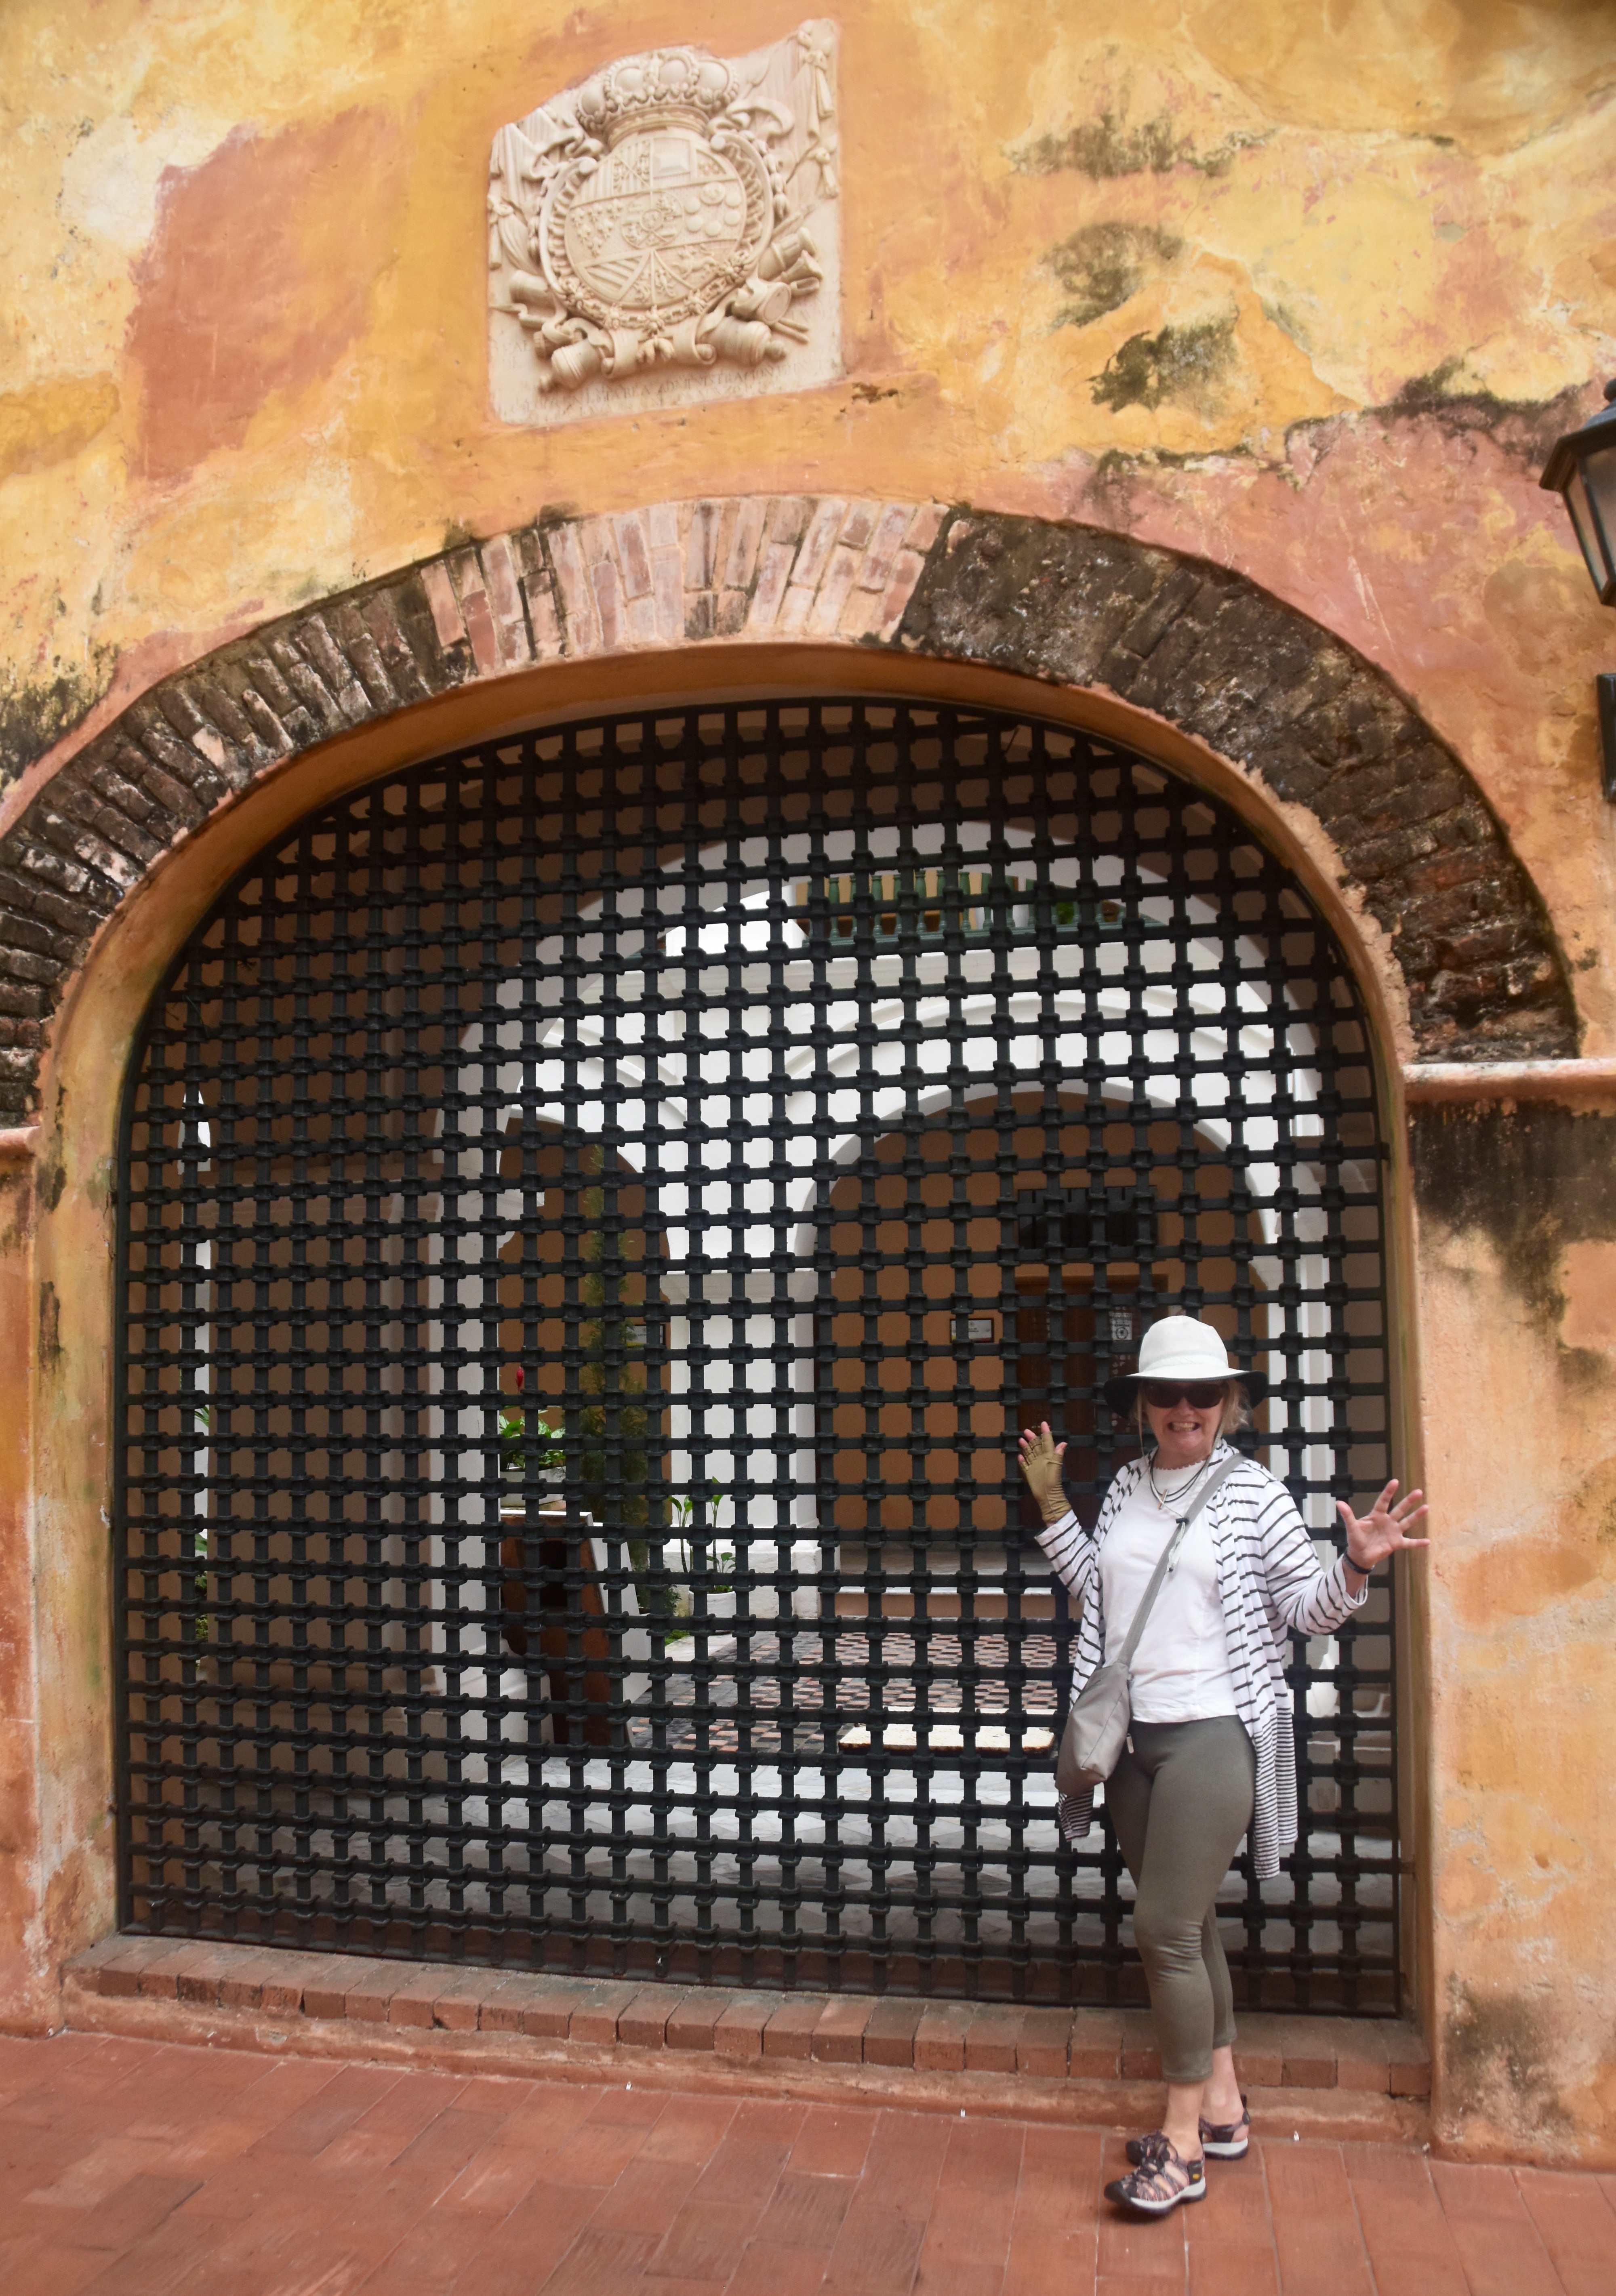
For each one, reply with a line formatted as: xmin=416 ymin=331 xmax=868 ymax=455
xmin=1445 ymin=1980 xmax=1570 ymax=2134
xmin=0 ymin=650 xmax=118 ymax=793
xmin=1045 ymin=222 xmax=1184 ymax=330
xmin=1090 ymin=315 xmax=1239 ymax=414
xmin=1411 ymin=1103 xmax=1616 ymax=1329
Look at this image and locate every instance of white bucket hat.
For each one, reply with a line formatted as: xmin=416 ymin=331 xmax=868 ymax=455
xmin=1103 ymin=1312 xmax=1267 ymax=1413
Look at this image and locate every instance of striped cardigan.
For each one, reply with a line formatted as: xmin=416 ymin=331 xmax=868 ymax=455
xmin=1037 ymin=1443 xmax=1369 ymax=1880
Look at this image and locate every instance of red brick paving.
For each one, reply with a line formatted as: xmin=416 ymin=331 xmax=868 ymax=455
xmin=0 ymin=2032 xmax=1610 ymax=2296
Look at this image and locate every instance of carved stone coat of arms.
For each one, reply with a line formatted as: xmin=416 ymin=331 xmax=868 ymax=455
xmin=489 ymin=22 xmax=840 ymax=425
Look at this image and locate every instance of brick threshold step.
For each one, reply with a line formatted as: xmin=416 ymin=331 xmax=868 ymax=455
xmin=61 ymin=1936 xmax=1430 ymax=2148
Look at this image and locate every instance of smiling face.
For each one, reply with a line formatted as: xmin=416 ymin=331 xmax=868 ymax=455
xmin=1143 ymin=1385 xmax=1229 ymax=1470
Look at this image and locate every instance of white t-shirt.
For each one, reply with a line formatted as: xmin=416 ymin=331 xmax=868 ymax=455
xmin=1098 ymin=1459 xmax=1239 ymax=1722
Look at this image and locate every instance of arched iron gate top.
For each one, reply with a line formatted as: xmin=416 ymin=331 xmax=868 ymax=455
xmin=115 ymin=696 xmax=1400 ymax=2013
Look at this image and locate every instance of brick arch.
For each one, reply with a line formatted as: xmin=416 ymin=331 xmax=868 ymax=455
xmin=0 ymin=496 xmax=1575 ymax=1120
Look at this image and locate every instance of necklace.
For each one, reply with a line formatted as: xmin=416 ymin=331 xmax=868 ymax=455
xmin=1147 ymin=1448 xmax=1216 ymax=1512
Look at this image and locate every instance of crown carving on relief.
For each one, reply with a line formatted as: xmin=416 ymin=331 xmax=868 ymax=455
xmin=572 ymin=47 xmax=736 ymax=144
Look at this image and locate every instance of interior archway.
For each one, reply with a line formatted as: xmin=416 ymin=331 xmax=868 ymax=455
xmin=812 ymin=1090 xmax=1281 ymax=1547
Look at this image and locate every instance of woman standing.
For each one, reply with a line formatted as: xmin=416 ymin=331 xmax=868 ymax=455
xmin=1018 ymin=1313 xmax=1427 ymax=2217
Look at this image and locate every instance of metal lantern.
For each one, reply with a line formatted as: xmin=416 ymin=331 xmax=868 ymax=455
xmin=1542 ymin=381 xmax=1616 ymax=606
xmin=1540 ymin=381 xmax=1616 ymax=605
xmin=1539 ymin=380 xmax=1616 ymax=797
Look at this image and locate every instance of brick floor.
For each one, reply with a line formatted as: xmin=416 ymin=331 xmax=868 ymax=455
xmin=1 ymin=2031 xmax=1611 ymax=2296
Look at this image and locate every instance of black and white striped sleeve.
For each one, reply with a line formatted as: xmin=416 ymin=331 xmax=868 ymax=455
xmin=1250 ymin=1477 xmax=1371 ymax=1635
xmin=1035 ymin=1508 xmax=1098 ymax=1603
xmin=1035 ymin=1465 xmax=1131 ymax=1603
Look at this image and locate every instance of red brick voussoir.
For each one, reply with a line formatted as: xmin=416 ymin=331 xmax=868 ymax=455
xmin=0 ymin=499 xmax=1574 ymax=1126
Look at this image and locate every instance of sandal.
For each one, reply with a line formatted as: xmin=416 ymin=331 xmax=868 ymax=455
xmin=1105 ymin=2137 xmax=1206 ymax=2215
xmin=1199 ymin=2096 xmax=1250 ymax=2159
xmin=1126 ymin=2095 xmax=1249 ymax=2166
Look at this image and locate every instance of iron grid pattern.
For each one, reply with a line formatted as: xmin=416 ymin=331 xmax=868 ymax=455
xmin=116 ymin=698 xmax=1399 ymax=2011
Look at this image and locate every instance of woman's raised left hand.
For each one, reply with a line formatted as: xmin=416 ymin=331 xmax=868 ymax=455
xmin=1336 ymin=1480 xmax=1428 ymax=1574
xmin=1017 ymin=1422 xmax=1070 ymax=1524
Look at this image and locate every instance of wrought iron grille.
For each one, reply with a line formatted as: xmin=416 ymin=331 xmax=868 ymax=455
xmin=116 ymin=698 xmax=1399 ymax=2010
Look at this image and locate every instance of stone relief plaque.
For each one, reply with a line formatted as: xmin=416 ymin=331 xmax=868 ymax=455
xmin=488 ymin=22 xmax=841 ymax=426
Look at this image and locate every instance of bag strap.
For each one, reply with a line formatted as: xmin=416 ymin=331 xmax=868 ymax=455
xmin=1114 ymin=1453 xmax=1243 ymax=1675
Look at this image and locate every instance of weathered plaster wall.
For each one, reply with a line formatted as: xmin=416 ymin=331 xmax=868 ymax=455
xmin=3 ymin=1 xmax=1614 ymax=1028
xmin=3 ymin=0 xmax=1616 ymax=2168
xmin=1410 ymin=1098 xmax=1616 ymax=2157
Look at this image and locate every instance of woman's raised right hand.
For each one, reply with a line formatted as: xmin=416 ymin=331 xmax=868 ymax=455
xmin=1018 ymin=1422 xmax=1070 ymax=1525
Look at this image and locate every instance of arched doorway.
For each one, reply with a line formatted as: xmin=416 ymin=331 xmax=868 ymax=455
xmin=114 ymin=695 xmax=1398 ymax=2009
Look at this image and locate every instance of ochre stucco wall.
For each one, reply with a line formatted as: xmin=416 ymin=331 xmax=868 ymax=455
xmin=3 ymin=0 xmax=1616 ymax=2165
xmin=4 ymin=1 xmax=1614 ymax=1033
xmin=1410 ymin=1098 xmax=1616 ymax=2156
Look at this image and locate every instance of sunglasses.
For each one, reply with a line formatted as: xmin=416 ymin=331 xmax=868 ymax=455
xmin=1141 ymin=1380 xmax=1229 ymax=1409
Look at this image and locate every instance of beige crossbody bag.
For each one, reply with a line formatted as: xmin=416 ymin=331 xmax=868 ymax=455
xmin=1055 ymin=1455 xmax=1241 ymax=1798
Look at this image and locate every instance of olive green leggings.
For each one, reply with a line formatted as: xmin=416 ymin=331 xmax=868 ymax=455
xmin=1105 ymin=1716 xmax=1257 ymax=2085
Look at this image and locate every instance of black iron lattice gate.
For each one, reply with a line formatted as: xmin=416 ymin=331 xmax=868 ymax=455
xmin=116 ymin=698 xmax=1400 ymax=2012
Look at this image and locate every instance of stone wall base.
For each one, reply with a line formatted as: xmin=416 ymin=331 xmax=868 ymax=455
xmin=60 ymin=1936 xmax=1429 ymax=2148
